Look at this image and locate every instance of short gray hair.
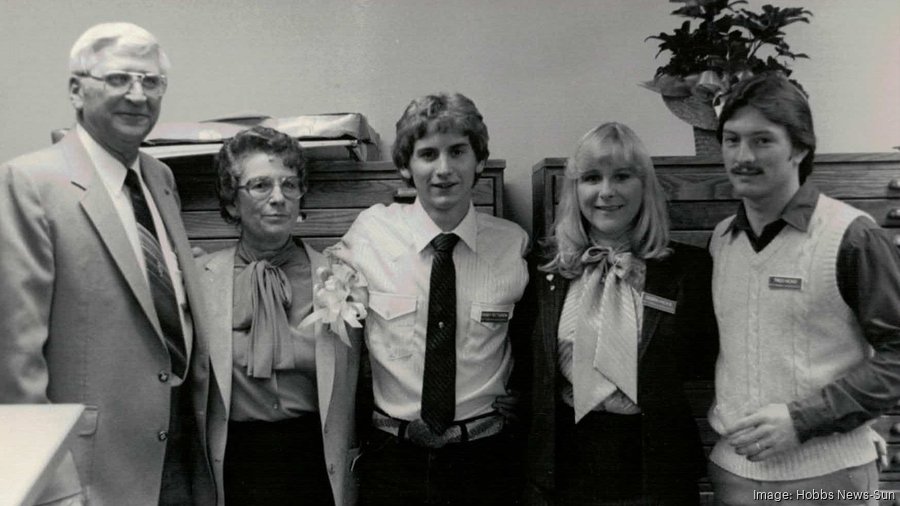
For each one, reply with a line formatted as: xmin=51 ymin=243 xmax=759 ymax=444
xmin=69 ymin=22 xmax=170 ymax=75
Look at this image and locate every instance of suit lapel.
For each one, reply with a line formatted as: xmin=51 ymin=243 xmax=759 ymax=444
xmin=309 ymin=244 xmax=338 ymax=427
xmin=202 ymin=249 xmax=235 ymax=420
xmin=542 ymin=272 xmax=569 ymax=375
xmin=65 ymin=133 xmax=161 ymax=338
xmin=639 ymin=255 xmax=682 ymax=361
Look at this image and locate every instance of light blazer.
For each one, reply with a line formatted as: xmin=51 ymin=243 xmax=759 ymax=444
xmin=0 ymin=131 xmax=215 ymax=506
xmin=526 ymin=242 xmax=718 ymax=506
xmin=199 ymin=243 xmax=360 ymax=506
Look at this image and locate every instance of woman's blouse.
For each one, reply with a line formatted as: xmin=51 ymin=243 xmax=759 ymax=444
xmin=557 ymin=262 xmax=645 ymax=415
xmin=229 ymin=240 xmax=318 ymax=422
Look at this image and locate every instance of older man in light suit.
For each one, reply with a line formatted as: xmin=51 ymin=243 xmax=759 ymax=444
xmin=0 ymin=23 xmax=214 ymax=505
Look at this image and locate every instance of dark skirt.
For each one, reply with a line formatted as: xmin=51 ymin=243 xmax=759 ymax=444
xmin=556 ymin=407 xmax=644 ymax=506
xmin=555 ymin=405 xmax=700 ymax=506
xmin=224 ymin=414 xmax=334 ymax=506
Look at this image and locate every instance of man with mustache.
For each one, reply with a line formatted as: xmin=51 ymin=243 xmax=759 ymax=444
xmin=706 ymin=72 xmax=900 ymax=505
xmin=0 ymin=23 xmax=214 ymax=505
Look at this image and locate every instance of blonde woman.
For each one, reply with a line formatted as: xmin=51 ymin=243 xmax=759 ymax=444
xmin=526 ymin=123 xmax=718 ymax=505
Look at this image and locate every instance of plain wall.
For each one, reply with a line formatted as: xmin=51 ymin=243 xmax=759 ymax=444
xmin=1 ymin=0 xmax=898 ymax=234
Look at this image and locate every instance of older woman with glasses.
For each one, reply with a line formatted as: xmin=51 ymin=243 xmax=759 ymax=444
xmin=198 ymin=126 xmax=360 ymax=506
xmin=526 ymin=122 xmax=719 ymax=506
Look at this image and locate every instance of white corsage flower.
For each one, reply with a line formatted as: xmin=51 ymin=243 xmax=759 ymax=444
xmin=299 ymin=256 xmax=368 ymax=347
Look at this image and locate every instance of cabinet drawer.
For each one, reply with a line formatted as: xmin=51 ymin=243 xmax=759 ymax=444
xmin=176 ymin=174 xmax=496 ymax=211
xmin=184 ymin=205 xmax=496 ymax=251
xmin=174 ymin=158 xmax=506 ymax=250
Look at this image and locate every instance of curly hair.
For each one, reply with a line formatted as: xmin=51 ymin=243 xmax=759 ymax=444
xmin=215 ymin=125 xmax=307 ymax=225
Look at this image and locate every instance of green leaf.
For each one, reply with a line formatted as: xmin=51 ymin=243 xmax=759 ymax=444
xmin=644 ymin=1 xmax=812 ymax=81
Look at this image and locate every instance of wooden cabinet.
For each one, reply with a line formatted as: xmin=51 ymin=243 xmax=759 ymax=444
xmin=165 ymin=155 xmax=507 ymax=252
xmin=534 ymin=153 xmax=900 ymax=248
xmin=532 ymin=152 xmax=900 ymax=505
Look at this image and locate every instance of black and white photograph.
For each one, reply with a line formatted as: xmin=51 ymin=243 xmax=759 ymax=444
xmin=1 ymin=1 xmax=899 ymax=505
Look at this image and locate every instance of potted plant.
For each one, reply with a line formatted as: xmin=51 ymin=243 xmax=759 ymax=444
xmin=642 ymin=0 xmax=812 ymax=155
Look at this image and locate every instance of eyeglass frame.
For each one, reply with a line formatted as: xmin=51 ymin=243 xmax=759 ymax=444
xmin=76 ymin=70 xmax=168 ymax=98
xmin=236 ymin=176 xmax=305 ymax=200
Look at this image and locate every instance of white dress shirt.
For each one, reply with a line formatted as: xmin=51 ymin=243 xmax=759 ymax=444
xmin=333 ymin=199 xmax=529 ymax=421
xmin=77 ymin=125 xmax=193 ymax=362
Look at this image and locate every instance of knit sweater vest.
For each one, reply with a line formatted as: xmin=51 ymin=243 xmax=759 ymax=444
xmin=708 ymin=194 xmax=876 ymax=480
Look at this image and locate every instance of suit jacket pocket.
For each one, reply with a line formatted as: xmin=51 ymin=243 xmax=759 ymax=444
xmin=76 ymin=405 xmax=99 ymax=436
xmin=70 ymin=405 xmax=99 ymax=492
xmin=348 ymin=446 xmax=362 ymax=473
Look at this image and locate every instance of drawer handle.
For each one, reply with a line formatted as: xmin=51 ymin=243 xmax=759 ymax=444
xmin=890 ymin=209 xmax=900 ymax=220
xmin=890 ymin=178 xmax=900 ymax=191
xmin=892 ymin=422 xmax=900 ymax=435
xmin=393 ymin=188 xmax=418 ymax=202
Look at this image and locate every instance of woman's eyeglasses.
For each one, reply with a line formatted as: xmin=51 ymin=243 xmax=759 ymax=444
xmin=237 ymin=176 xmax=304 ymax=200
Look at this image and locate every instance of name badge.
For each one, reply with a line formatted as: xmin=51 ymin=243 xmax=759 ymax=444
xmin=769 ymin=276 xmax=802 ymax=290
xmin=481 ymin=311 xmax=510 ymax=323
xmin=643 ymin=293 xmax=677 ymax=314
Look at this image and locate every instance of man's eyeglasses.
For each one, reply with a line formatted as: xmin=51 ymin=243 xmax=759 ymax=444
xmin=237 ymin=176 xmax=304 ymax=200
xmin=78 ymin=71 xmax=168 ymax=98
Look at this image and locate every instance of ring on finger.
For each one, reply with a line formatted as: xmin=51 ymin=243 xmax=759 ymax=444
xmin=755 ymin=442 xmax=763 ymax=452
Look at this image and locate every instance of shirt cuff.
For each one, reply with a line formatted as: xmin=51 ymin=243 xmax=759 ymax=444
xmin=788 ymin=393 xmax=833 ymax=443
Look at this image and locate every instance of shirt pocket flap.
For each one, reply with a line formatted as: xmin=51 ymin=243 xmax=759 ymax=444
xmin=470 ymin=302 xmax=515 ymax=325
xmin=369 ymin=292 xmax=417 ymax=321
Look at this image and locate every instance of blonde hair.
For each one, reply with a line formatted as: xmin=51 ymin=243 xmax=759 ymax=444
xmin=542 ymin=122 xmax=670 ymax=278
xmin=69 ymin=22 xmax=170 ymax=75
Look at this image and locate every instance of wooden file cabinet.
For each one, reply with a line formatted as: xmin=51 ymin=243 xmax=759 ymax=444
xmin=165 ymin=156 xmax=507 ymax=253
xmin=532 ymin=152 xmax=900 ymax=505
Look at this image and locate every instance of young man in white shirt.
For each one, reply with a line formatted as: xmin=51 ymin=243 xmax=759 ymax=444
xmin=332 ymin=92 xmax=532 ymax=505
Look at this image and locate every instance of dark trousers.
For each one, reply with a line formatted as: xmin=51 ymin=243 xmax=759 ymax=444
xmin=224 ymin=414 xmax=334 ymax=506
xmin=359 ymin=427 xmax=522 ymax=506
xmin=159 ymin=379 xmax=196 ymax=506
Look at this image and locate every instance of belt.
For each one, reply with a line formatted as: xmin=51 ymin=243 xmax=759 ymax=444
xmin=372 ymin=410 xmax=505 ymax=449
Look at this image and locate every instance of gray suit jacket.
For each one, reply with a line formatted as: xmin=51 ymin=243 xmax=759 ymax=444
xmin=0 ymin=131 xmax=215 ymax=505
xmin=199 ymin=243 xmax=360 ymax=506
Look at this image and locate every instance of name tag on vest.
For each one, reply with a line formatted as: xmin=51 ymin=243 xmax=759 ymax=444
xmin=769 ymin=276 xmax=803 ymax=290
xmin=643 ymin=293 xmax=677 ymax=314
xmin=481 ymin=311 xmax=510 ymax=323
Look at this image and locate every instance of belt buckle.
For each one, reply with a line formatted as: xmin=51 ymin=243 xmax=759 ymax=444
xmin=405 ymin=419 xmax=448 ymax=449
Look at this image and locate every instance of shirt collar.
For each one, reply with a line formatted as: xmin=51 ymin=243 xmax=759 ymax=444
xmin=409 ymin=197 xmax=478 ymax=254
xmin=724 ymin=181 xmax=820 ymax=236
xmin=76 ymin=124 xmax=141 ymax=196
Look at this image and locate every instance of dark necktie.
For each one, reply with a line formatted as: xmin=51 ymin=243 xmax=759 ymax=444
xmin=421 ymin=233 xmax=460 ymax=434
xmin=125 ymin=169 xmax=187 ymax=379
